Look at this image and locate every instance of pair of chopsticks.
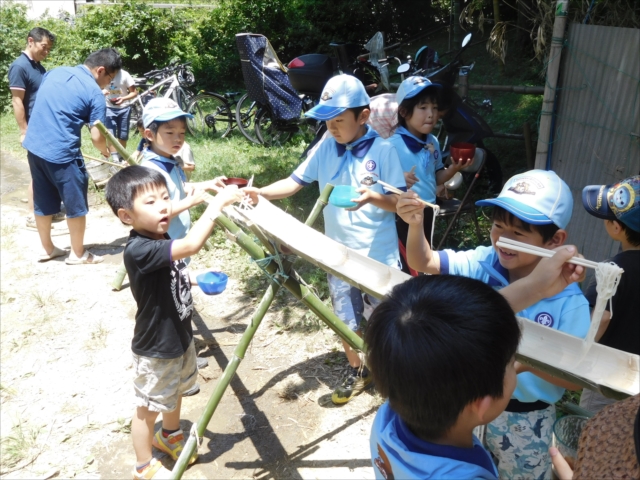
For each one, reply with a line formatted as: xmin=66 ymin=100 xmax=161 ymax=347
xmin=377 ymin=180 xmax=438 ymax=210
xmin=496 ymin=237 xmax=600 ymax=269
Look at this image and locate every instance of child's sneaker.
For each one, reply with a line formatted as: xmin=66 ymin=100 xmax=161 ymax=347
xmin=132 ymin=458 xmax=172 ymax=479
xmin=152 ymin=429 xmax=197 ymax=465
xmin=331 ymin=365 xmax=373 ymax=404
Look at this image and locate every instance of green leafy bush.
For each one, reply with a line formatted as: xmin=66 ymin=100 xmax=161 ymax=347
xmin=0 ymin=2 xmax=30 ymax=113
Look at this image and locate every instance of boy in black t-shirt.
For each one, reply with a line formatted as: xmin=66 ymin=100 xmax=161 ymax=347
xmin=105 ymin=166 xmax=242 ymax=479
xmin=581 ymin=175 xmax=640 ymax=413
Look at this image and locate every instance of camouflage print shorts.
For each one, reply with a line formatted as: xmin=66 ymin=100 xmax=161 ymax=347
xmin=132 ymin=340 xmax=197 ymax=413
xmin=327 ymin=274 xmax=380 ymax=332
xmin=485 ymin=404 xmax=555 ymax=480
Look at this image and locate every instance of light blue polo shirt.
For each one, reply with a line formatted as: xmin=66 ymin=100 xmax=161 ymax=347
xmin=370 ymin=401 xmax=499 ymax=479
xmin=23 ymin=65 xmax=106 ymax=164
xmin=389 ymin=127 xmax=444 ymax=203
xmin=438 ymin=245 xmax=590 ymax=404
xmin=141 ymin=150 xmax=190 ymax=241
xmin=292 ymin=126 xmax=406 ymax=267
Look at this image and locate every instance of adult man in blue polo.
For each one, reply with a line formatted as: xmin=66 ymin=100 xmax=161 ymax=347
xmin=8 ymin=26 xmax=58 ymax=228
xmin=23 ymin=48 xmax=121 ymax=264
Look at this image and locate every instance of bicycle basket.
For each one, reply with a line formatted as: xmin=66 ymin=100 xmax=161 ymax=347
xmin=235 ymin=33 xmax=302 ymax=122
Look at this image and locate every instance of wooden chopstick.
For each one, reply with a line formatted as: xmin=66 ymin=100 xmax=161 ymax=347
xmin=496 ymin=236 xmax=600 ymax=269
xmin=377 ymin=180 xmax=438 ymax=210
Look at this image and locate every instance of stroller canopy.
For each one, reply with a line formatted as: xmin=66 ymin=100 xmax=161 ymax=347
xmin=236 ymin=33 xmax=302 ymax=122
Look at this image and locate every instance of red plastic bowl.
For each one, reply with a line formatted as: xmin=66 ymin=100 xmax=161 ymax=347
xmin=450 ymin=142 xmax=476 ymax=162
xmin=223 ymin=177 xmax=248 ymax=188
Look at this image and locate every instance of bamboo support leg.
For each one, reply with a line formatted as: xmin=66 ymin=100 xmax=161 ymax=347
xmin=93 ymin=120 xmax=138 ymax=166
xmin=170 ymin=280 xmax=281 ymax=479
xmin=111 ymin=262 xmax=127 ymax=291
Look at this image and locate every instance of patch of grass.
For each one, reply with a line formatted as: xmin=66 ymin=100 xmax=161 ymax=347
xmin=87 ymin=321 xmax=109 ymax=349
xmin=0 ymin=383 xmax=16 ymax=402
xmin=30 ymin=290 xmax=56 ymax=309
xmin=0 ymin=420 xmax=42 ymax=470
xmin=112 ymin=417 xmax=132 ymax=435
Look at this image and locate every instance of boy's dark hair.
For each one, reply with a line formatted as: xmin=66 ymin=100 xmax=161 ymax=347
xmin=84 ymin=48 xmax=122 ymax=75
xmin=492 ymin=206 xmax=560 ymax=243
xmin=615 ymin=219 xmax=640 ymax=246
xmin=348 ymin=105 xmax=370 ymax=120
xmin=105 ymin=165 xmax=168 ymax=216
xmin=396 ymin=86 xmax=439 ymax=129
xmin=27 ymin=27 xmax=55 ymax=44
xmin=146 ymin=117 xmax=187 ymax=136
xmin=365 ymin=275 xmax=520 ymax=441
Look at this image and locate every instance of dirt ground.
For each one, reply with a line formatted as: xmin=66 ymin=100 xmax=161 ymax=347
xmin=0 ymin=150 xmax=379 ymax=479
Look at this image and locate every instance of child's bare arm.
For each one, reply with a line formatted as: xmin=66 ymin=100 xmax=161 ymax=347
xmin=515 ymin=361 xmax=583 ymax=391
xmin=170 ymin=186 xmax=208 ymax=218
xmin=188 ymin=176 xmax=227 ymax=193
xmin=500 ymin=246 xmax=586 ymax=312
xmin=171 ymin=186 xmax=243 ymax=260
xmin=435 ymin=157 xmax=473 ymax=185
xmin=397 ymin=191 xmax=441 ymax=273
xmin=243 ymin=177 xmax=303 ymax=204
xmin=346 ymin=187 xmax=398 ymax=212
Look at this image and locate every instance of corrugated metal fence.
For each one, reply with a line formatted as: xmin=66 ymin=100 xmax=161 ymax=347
xmin=550 ymin=23 xmax=639 ymax=282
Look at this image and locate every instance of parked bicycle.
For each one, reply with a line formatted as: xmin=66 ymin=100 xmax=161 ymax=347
xmin=185 ymin=91 xmax=261 ymax=143
xmin=129 ymin=62 xmax=196 ymax=133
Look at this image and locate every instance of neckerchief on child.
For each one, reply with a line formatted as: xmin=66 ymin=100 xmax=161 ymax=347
xmin=332 ymin=125 xmax=379 ymax=181
xmin=143 ymin=151 xmax=187 ymax=183
xmin=397 ymin=126 xmax=430 ymax=171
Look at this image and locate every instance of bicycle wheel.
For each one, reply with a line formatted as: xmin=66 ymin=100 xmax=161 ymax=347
xmin=254 ymin=107 xmax=294 ymax=146
xmin=186 ymin=93 xmax=233 ymax=140
xmin=129 ymin=101 xmax=143 ymax=136
xmin=175 ymin=87 xmax=190 ymax=113
xmin=235 ymin=94 xmax=260 ymax=144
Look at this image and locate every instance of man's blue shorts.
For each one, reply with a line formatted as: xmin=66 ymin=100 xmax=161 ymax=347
xmin=105 ymin=106 xmax=131 ymax=140
xmin=28 ymin=151 xmax=89 ymax=218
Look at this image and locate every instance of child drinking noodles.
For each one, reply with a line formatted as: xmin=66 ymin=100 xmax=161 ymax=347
xmin=388 ymin=76 xmax=471 ymax=272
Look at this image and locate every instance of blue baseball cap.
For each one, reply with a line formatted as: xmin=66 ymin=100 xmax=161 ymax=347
xmin=305 ymin=74 xmax=370 ymax=121
xmin=142 ymin=97 xmax=193 ymax=128
xmin=582 ymin=175 xmax=640 ymax=233
xmin=476 ymin=169 xmax=573 ymax=228
xmin=395 ymin=76 xmax=441 ymax=105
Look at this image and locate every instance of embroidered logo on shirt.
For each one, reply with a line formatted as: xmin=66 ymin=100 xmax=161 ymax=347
xmin=365 ymin=160 xmax=376 ymax=171
xmin=374 ymin=444 xmax=395 ymax=480
xmin=535 ymin=312 xmax=554 ymax=327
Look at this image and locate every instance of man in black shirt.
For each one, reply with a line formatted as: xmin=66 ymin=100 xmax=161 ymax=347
xmin=8 ymin=27 xmax=62 ymax=228
xmin=581 ymin=175 xmax=640 ymax=413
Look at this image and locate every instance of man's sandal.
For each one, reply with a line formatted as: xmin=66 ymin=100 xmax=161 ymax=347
xmin=38 ymin=246 xmax=68 ymax=262
xmin=65 ymin=250 xmax=104 ymax=265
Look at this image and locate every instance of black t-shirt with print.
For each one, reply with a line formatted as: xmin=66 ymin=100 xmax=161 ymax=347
xmin=124 ymin=230 xmax=193 ymax=358
xmin=585 ymin=249 xmax=640 ymax=355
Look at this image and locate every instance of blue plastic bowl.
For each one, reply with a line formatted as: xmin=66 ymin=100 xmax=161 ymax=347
xmin=329 ymin=185 xmax=359 ymax=208
xmin=196 ymin=271 xmax=228 ymax=295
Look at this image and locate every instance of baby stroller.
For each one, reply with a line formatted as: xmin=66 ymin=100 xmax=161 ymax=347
xmin=236 ymin=33 xmax=314 ymax=146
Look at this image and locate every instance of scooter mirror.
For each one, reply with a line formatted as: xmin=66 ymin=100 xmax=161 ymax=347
xmin=397 ymin=63 xmax=410 ymax=74
xmin=462 ymin=33 xmax=472 ymax=48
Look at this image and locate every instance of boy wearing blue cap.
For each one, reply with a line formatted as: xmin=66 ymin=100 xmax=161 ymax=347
xmin=245 ymin=74 xmax=406 ymax=405
xmin=579 ymin=175 xmax=640 ymax=413
xmin=397 ymin=169 xmax=590 ymax=479
xmin=140 ymin=97 xmax=226 ymax=242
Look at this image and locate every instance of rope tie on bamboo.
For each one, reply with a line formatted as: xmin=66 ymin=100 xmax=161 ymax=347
xmin=251 ymin=250 xmax=289 ymax=285
xmin=189 ymin=423 xmax=201 ymax=452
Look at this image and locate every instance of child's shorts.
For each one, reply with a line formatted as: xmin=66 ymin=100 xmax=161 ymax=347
xmin=327 ymin=274 xmax=380 ymax=332
xmin=106 ymin=106 xmax=131 ymax=140
xmin=485 ymin=403 xmax=555 ymax=480
xmin=132 ymin=340 xmax=197 ymax=413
